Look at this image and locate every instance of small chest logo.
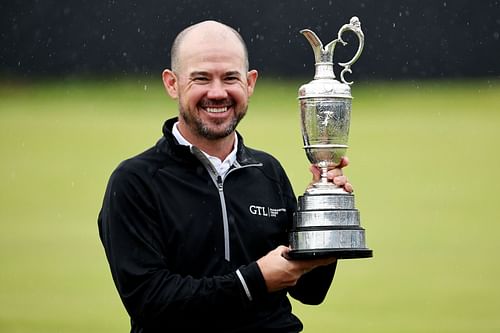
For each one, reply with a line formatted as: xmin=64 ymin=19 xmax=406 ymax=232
xmin=249 ymin=205 xmax=286 ymax=218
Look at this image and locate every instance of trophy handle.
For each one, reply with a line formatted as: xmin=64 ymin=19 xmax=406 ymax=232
xmin=337 ymin=16 xmax=365 ymax=85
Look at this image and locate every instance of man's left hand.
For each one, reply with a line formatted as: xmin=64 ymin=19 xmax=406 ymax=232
xmin=308 ymin=156 xmax=353 ymax=193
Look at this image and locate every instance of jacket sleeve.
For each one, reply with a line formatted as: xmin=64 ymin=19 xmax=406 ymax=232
xmin=288 ymin=262 xmax=337 ymax=304
xmin=97 ymin=163 xmax=268 ymax=328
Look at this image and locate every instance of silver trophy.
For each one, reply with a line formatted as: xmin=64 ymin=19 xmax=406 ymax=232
xmin=288 ymin=17 xmax=373 ymax=259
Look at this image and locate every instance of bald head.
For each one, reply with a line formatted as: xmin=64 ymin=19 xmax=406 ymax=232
xmin=170 ymin=20 xmax=249 ymax=73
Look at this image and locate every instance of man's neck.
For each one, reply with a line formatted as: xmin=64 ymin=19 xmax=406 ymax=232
xmin=175 ymin=122 xmax=236 ymax=161
xmin=194 ymin=136 xmax=235 ymax=161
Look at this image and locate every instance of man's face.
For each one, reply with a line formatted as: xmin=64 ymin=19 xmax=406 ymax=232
xmin=165 ymin=31 xmax=257 ymax=142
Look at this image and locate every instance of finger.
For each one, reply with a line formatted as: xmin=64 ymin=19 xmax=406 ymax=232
xmin=276 ymin=245 xmax=290 ymax=254
xmin=296 ymin=256 xmax=338 ymax=273
xmin=319 ymin=256 xmax=338 ymax=266
xmin=344 ymin=182 xmax=354 ymax=193
xmin=338 ymin=156 xmax=349 ymax=169
xmin=333 ymin=175 xmax=348 ymax=186
xmin=309 ymin=165 xmax=321 ymax=182
xmin=327 ymin=168 xmax=343 ymax=179
xmin=312 ymin=256 xmax=337 ymax=266
xmin=332 ymin=176 xmax=354 ymax=193
xmin=277 ymin=245 xmax=292 ymax=259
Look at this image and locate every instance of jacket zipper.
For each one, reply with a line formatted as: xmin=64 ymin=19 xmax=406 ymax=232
xmin=214 ymin=164 xmax=262 ymax=262
xmin=215 ymin=175 xmax=231 ymax=261
xmin=190 ymin=146 xmax=263 ymax=262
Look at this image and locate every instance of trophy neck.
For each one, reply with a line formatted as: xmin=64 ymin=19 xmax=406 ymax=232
xmin=314 ymin=62 xmax=336 ymax=80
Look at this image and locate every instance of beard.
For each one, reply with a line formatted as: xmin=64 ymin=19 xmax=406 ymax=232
xmin=179 ymin=103 xmax=247 ymax=140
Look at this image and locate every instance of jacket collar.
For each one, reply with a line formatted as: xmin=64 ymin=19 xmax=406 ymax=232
xmin=160 ymin=117 xmax=260 ymax=166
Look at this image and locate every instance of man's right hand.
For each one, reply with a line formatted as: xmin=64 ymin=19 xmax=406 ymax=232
xmin=256 ymin=245 xmax=337 ymax=293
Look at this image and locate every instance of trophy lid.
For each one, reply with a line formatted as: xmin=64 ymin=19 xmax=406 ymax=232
xmin=298 ymin=17 xmax=364 ymax=100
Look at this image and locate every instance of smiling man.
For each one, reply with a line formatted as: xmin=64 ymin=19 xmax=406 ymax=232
xmin=162 ymin=21 xmax=257 ymax=159
xmin=98 ymin=20 xmax=352 ymax=332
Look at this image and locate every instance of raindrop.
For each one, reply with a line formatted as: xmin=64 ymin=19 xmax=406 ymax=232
xmin=144 ymin=85 xmax=148 ymax=91
xmin=393 ymin=22 xmax=396 ymax=28
xmin=102 ymin=34 xmax=106 ymax=40
xmin=493 ymin=32 xmax=499 ymax=40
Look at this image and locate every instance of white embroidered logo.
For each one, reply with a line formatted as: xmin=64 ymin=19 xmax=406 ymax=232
xmin=249 ymin=205 xmax=286 ymax=218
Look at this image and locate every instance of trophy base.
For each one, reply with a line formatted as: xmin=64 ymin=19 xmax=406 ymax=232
xmin=289 ymin=192 xmax=372 ymax=261
xmin=287 ymin=248 xmax=373 ymax=260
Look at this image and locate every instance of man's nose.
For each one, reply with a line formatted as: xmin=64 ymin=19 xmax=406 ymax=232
xmin=206 ymin=80 xmax=228 ymax=100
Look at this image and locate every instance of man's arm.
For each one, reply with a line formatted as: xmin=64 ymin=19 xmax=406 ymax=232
xmin=256 ymin=157 xmax=352 ymax=304
xmin=97 ymin=164 xmax=267 ymax=328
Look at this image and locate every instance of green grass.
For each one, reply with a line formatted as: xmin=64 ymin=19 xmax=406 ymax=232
xmin=1 ymin=77 xmax=499 ymax=332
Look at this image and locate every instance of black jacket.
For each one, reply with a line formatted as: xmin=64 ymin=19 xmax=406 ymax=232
xmin=98 ymin=118 xmax=336 ymax=332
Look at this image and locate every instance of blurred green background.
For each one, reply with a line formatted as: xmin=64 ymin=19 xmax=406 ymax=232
xmin=1 ymin=77 xmax=499 ymax=332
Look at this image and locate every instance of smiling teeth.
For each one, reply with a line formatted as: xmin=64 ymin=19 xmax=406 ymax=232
xmin=206 ymin=107 xmax=228 ymax=113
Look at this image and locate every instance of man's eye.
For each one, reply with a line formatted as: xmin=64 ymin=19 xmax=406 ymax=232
xmin=193 ymin=77 xmax=208 ymax=82
xmin=225 ymin=76 xmax=239 ymax=82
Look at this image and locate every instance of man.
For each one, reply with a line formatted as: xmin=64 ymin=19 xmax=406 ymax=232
xmin=98 ymin=20 xmax=352 ymax=332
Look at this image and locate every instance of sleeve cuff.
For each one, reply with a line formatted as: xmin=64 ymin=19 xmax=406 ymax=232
xmin=235 ymin=261 xmax=267 ymax=302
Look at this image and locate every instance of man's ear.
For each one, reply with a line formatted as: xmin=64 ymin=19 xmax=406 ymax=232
xmin=162 ymin=69 xmax=179 ymax=99
xmin=246 ymin=69 xmax=258 ymax=97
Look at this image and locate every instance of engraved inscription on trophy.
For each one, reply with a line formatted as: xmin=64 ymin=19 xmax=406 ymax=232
xmin=288 ymin=17 xmax=373 ymax=259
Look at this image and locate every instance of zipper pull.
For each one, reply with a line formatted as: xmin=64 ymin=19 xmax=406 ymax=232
xmin=217 ymin=175 xmax=223 ymax=190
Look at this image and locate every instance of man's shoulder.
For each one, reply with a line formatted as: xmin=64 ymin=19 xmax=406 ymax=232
xmin=112 ymin=144 xmax=165 ymax=180
xmin=241 ymin=145 xmax=281 ymax=165
xmin=240 ymin=145 xmax=287 ymax=176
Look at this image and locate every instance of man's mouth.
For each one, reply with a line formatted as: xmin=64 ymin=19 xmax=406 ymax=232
xmin=205 ymin=106 xmax=228 ymax=113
